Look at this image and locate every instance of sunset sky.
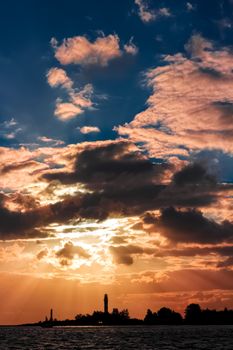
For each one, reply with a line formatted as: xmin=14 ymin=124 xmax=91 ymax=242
xmin=0 ymin=0 xmax=233 ymax=325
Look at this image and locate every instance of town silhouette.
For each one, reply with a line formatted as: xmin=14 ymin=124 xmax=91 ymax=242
xmin=27 ymin=294 xmax=233 ymax=327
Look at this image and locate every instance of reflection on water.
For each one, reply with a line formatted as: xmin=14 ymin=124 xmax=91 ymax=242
xmin=0 ymin=325 xmax=232 ymax=349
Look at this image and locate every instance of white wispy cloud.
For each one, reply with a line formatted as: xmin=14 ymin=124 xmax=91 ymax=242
xmin=37 ymin=136 xmax=65 ymax=146
xmin=54 ymin=100 xmax=84 ymax=121
xmin=47 ymin=67 xmax=94 ymax=121
xmin=124 ymin=37 xmax=139 ymax=55
xmin=51 ymin=33 xmax=138 ymax=67
xmin=79 ymin=126 xmax=101 ymax=134
xmin=186 ymin=2 xmax=195 ymax=11
xmin=116 ymin=35 xmax=233 ymax=158
xmin=46 ymin=67 xmax=73 ymax=89
xmin=47 ymin=32 xmax=138 ymax=120
xmin=135 ymin=0 xmax=171 ymax=23
xmin=0 ymin=118 xmax=22 ymax=140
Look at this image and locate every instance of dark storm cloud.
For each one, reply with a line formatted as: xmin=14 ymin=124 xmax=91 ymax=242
xmin=43 ymin=141 xmax=169 ymax=189
xmin=172 ymin=163 xmax=216 ymax=187
xmin=0 ymin=204 xmax=52 ymax=240
xmin=158 ymin=162 xmax=233 ymax=208
xmin=0 ymin=191 xmax=110 ymax=240
xmin=0 ymin=142 xmax=231 ymax=240
xmin=145 ymin=207 xmax=233 ymax=244
xmin=42 ymin=141 xmax=170 ymax=216
xmin=43 ymin=143 xmax=224 ymax=215
xmin=109 ymin=244 xmax=144 ymax=265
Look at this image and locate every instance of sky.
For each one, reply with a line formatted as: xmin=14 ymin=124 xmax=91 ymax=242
xmin=0 ymin=0 xmax=233 ymax=325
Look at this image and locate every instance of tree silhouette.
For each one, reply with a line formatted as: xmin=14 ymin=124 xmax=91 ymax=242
xmin=185 ymin=303 xmax=202 ymax=324
xmin=144 ymin=309 xmax=157 ymax=324
xmin=119 ymin=309 xmax=129 ymax=320
xmin=157 ymin=307 xmax=182 ymax=324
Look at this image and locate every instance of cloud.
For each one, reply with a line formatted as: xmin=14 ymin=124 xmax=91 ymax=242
xmin=218 ymin=257 xmax=233 ymax=268
xmin=54 ymin=101 xmax=84 ymax=120
xmin=123 ymin=37 xmax=138 ymax=55
xmin=3 ymin=118 xmax=17 ymax=128
xmin=0 ymin=203 xmax=51 ymax=240
xmin=0 ymin=141 xmax=231 ymax=241
xmin=42 ymin=140 xmax=170 ymax=190
xmin=155 ymin=245 xmax=233 ymax=258
xmin=37 ymin=136 xmax=64 ymax=146
xmin=0 ymin=118 xmax=22 ymax=140
xmin=184 ymin=33 xmax=213 ymax=58
xmin=37 ymin=248 xmax=48 ymax=260
xmin=146 ymin=207 xmax=233 ymax=244
xmin=186 ymin=2 xmax=195 ymax=11
xmin=4 ymin=192 xmax=39 ymax=212
xmin=0 ymin=160 xmax=41 ymax=175
xmin=126 ymin=269 xmax=233 ymax=293
xmin=69 ymin=83 xmax=93 ymax=108
xmin=39 ymin=140 xmax=171 ymax=220
xmin=56 ymin=241 xmax=90 ymax=260
xmin=48 ymin=33 xmax=137 ymax=121
xmin=135 ymin=0 xmax=171 ymax=23
xmin=172 ymin=163 xmax=216 ymax=187
xmin=52 ymin=34 xmax=122 ymax=67
xmin=47 ymin=68 xmax=94 ymax=120
xmin=158 ymin=8 xmax=171 ymax=17
xmin=79 ymin=126 xmax=101 ymax=134
xmin=46 ymin=67 xmax=73 ymax=89
xmin=134 ymin=0 xmax=155 ymax=22
xmin=110 ymin=244 xmax=144 ymax=265
xmin=0 ymin=144 xmax=75 ymax=192
xmin=0 ymin=192 xmax=91 ymax=240
xmin=116 ymin=35 xmax=233 ymax=158
xmin=110 ymin=236 xmax=129 ymax=245
xmin=154 ymin=162 xmax=230 ymax=209
xmin=42 ymin=143 xmax=231 ymax=222
xmin=215 ymin=18 xmax=232 ymax=31
xmin=48 ymin=77 xmax=93 ymax=121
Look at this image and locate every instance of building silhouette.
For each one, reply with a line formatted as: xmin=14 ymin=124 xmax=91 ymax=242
xmin=104 ymin=294 xmax=108 ymax=314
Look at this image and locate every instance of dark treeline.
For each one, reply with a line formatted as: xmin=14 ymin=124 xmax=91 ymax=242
xmin=145 ymin=304 xmax=233 ymax=325
xmin=37 ymin=304 xmax=233 ymax=327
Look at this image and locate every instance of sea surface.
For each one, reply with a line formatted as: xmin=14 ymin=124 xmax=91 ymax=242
xmin=0 ymin=325 xmax=233 ymax=349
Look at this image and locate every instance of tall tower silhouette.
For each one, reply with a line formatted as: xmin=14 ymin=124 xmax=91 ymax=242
xmin=104 ymin=294 xmax=108 ymax=314
xmin=50 ymin=308 xmax=53 ymax=322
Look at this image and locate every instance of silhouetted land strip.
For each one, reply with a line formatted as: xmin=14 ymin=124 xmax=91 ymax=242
xmin=21 ymin=304 xmax=233 ymax=327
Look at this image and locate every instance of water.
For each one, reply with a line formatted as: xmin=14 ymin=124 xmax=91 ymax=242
xmin=0 ymin=325 xmax=233 ymax=349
